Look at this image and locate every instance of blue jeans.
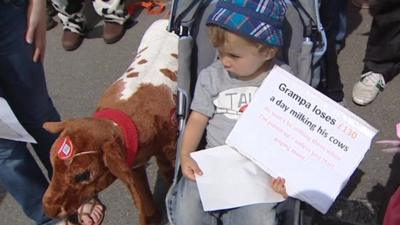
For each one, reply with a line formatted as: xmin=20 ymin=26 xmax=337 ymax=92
xmin=173 ymin=178 xmax=277 ymax=225
xmin=318 ymin=0 xmax=345 ymax=102
xmin=335 ymin=0 xmax=348 ymax=52
xmin=0 ymin=1 xmax=60 ymax=225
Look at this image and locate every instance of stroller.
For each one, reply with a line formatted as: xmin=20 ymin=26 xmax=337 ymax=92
xmin=165 ymin=0 xmax=327 ymax=224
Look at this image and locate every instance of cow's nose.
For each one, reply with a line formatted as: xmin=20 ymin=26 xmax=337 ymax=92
xmin=43 ymin=194 xmax=63 ymax=218
xmin=43 ymin=202 xmax=61 ymax=218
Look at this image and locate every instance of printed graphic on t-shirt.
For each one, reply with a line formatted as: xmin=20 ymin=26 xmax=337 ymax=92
xmin=213 ymin=86 xmax=258 ymax=120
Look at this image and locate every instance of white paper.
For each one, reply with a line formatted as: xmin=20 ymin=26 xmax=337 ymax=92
xmin=191 ymin=145 xmax=285 ymax=211
xmin=226 ymin=66 xmax=378 ymax=214
xmin=0 ymin=98 xmax=37 ymax=143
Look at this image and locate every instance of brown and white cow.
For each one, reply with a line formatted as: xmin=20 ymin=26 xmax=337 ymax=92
xmin=42 ymin=19 xmax=178 ymax=225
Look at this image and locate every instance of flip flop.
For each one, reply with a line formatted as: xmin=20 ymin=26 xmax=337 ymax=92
xmin=77 ymin=198 xmax=105 ymax=225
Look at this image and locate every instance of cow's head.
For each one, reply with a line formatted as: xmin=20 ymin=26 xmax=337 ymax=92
xmin=42 ymin=118 xmax=132 ymax=219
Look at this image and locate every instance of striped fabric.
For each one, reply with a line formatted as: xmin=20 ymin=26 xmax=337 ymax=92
xmin=207 ymin=0 xmax=287 ymax=47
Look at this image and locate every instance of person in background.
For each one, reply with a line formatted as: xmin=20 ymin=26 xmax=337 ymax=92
xmin=335 ymin=0 xmax=348 ymax=53
xmin=317 ymin=0 xmax=346 ymax=104
xmin=50 ymin=0 xmax=129 ymax=51
xmin=352 ymin=0 xmax=400 ymax=106
xmin=46 ymin=0 xmax=57 ymax=30
xmin=0 ymin=1 xmax=103 ymax=224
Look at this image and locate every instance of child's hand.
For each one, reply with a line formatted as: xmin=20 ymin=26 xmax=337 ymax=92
xmin=272 ymin=177 xmax=289 ymax=199
xmin=181 ymin=154 xmax=203 ymax=181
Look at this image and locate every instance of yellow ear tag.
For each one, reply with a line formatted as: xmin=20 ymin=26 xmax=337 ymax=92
xmin=57 ymin=136 xmax=74 ymax=160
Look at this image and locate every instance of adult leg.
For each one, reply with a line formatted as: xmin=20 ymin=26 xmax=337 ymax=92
xmin=220 ymin=203 xmax=277 ymax=225
xmin=0 ymin=139 xmax=56 ymax=225
xmin=362 ymin=0 xmax=400 ymax=82
xmin=351 ymin=0 xmax=370 ymax=9
xmin=173 ymin=178 xmax=217 ymax=225
xmin=318 ymin=0 xmax=345 ymax=102
xmin=335 ymin=0 xmax=348 ymax=52
xmin=0 ymin=3 xmax=58 ymax=225
xmin=352 ymin=0 xmax=400 ymax=105
xmin=51 ymin=0 xmax=85 ymax=50
xmin=46 ymin=0 xmax=58 ymax=30
xmin=0 ymin=22 xmax=60 ymax=176
xmin=92 ymin=0 xmax=129 ymax=43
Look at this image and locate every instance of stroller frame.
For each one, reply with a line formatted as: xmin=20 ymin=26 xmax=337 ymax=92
xmin=165 ymin=1 xmax=327 ymax=224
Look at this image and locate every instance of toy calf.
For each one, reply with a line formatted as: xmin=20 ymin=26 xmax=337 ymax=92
xmin=42 ymin=19 xmax=178 ymax=225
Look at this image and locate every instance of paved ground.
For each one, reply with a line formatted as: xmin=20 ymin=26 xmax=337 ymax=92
xmin=314 ymin=4 xmax=400 ymax=225
xmin=1 ymin=2 xmax=400 ymax=225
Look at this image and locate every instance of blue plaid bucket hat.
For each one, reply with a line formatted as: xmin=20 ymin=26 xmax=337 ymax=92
xmin=207 ymin=0 xmax=287 ymax=47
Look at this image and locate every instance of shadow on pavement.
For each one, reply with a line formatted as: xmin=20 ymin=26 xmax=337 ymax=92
xmin=313 ymin=169 xmax=379 ymax=225
xmin=367 ymin=153 xmax=400 ymax=224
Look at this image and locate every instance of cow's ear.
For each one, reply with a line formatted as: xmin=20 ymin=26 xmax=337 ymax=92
xmin=43 ymin=121 xmax=66 ymax=133
xmin=102 ymin=140 xmax=135 ymax=188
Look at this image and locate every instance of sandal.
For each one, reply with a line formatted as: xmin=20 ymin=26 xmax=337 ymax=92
xmin=77 ymin=198 xmax=105 ymax=225
xmin=55 ymin=219 xmax=78 ymax=225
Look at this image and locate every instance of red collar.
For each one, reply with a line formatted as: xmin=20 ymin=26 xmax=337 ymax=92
xmin=93 ymin=108 xmax=138 ymax=167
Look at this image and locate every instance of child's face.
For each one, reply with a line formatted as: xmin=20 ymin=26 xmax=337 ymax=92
xmin=217 ymin=32 xmax=276 ymax=80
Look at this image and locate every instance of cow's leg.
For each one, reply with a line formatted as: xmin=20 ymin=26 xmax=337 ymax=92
xmin=103 ymin=141 xmax=159 ymax=225
xmin=156 ymin=143 xmax=176 ymax=186
xmin=131 ymin=166 xmax=161 ymax=225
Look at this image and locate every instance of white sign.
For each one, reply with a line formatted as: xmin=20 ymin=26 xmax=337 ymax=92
xmin=191 ymin=145 xmax=285 ymax=211
xmin=0 ymin=97 xmax=37 ymax=143
xmin=226 ymin=66 xmax=378 ymax=214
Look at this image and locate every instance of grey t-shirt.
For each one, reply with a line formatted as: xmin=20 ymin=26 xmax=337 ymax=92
xmin=191 ymin=60 xmax=290 ymax=148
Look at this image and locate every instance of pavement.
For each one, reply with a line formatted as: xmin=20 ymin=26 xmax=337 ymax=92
xmin=1 ymin=2 xmax=400 ymax=225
